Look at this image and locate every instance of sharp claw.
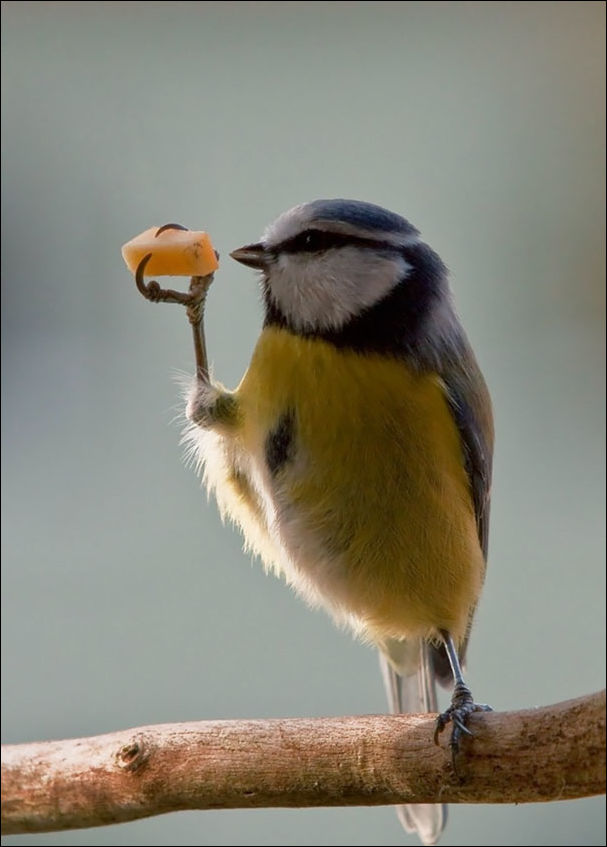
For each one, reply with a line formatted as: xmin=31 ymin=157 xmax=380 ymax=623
xmin=434 ymin=687 xmax=492 ymax=762
xmin=135 ymin=253 xmax=154 ymax=298
xmin=155 ymin=223 xmax=189 ymax=237
xmin=134 ymin=252 xmax=209 ymax=308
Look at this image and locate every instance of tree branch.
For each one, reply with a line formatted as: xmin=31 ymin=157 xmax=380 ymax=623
xmin=1 ymin=691 xmax=604 ymax=835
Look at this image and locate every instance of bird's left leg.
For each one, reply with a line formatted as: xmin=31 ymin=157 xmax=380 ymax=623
xmin=434 ymin=629 xmax=492 ymax=756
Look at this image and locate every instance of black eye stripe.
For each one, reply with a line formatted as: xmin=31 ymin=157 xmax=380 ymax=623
xmin=274 ymin=229 xmax=403 ymax=255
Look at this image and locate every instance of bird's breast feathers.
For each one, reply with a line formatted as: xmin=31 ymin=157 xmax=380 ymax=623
xmin=193 ymin=326 xmax=483 ymax=645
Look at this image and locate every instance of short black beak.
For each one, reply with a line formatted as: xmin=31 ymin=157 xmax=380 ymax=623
xmin=230 ymin=242 xmax=268 ymax=270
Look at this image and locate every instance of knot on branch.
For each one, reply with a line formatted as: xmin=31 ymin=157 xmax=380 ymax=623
xmin=115 ymin=735 xmax=150 ymax=773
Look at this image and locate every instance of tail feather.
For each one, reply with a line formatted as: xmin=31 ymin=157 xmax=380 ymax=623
xmin=379 ymin=641 xmax=447 ymax=846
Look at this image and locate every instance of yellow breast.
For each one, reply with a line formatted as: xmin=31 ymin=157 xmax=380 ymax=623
xmin=226 ymin=326 xmax=483 ymax=646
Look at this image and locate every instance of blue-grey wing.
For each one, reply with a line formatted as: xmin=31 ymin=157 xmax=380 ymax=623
xmin=432 ymin=335 xmax=494 ymax=684
xmin=443 ymin=351 xmax=494 ymax=562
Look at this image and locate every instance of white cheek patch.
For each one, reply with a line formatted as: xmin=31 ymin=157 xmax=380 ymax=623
xmin=269 ymin=249 xmax=411 ymax=332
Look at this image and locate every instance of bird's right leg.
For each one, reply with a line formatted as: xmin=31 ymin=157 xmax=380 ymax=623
xmin=182 ymin=273 xmax=238 ymax=430
xmin=133 ymin=231 xmax=237 ymax=431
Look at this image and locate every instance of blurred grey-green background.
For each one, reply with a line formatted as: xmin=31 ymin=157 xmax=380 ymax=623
xmin=1 ymin=2 xmax=605 ymax=845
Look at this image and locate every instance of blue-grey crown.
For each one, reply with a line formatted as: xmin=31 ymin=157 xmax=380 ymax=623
xmin=306 ymin=199 xmax=419 ymax=238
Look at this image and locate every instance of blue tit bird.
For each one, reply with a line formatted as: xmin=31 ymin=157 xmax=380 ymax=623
xmin=184 ymin=199 xmax=494 ymax=845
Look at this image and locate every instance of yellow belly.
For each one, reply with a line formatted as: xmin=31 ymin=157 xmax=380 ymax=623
xmin=207 ymin=326 xmax=483 ymax=647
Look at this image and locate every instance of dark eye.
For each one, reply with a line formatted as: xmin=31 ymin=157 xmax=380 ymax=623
xmin=279 ymin=229 xmax=347 ymax=255
xmin=297 ymin=229 xmax=332 ymax=252
xmin=303 ymin=231 xmax=322 ymax=249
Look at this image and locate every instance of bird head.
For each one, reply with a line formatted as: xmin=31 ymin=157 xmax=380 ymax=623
xmin=230 ymin=199 xmax=454 ymax=361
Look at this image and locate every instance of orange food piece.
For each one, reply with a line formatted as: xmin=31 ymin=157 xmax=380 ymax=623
xmin=121 ymin=226 xmax=219 ymax=277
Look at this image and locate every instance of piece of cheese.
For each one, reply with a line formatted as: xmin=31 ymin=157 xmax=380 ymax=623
xmin=122 ymin=226 xmax=219 ymax=277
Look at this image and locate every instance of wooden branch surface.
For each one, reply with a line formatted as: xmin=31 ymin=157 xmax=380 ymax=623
xmin=2 ymin=691 xmax=605 ymax=835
